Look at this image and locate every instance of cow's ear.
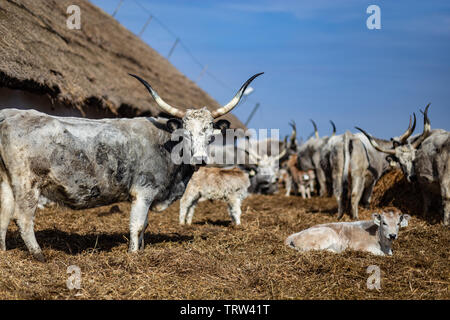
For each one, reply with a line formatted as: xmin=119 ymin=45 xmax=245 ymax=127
xmin=240 ymin=165 xmax=257 ymax=176
xmin=166 ymin=118 xmax=182 ymax=133
xmin=213 ymin=119 xmax=230 ymax=131
xmin=386 ymin=155 xmax=397 ymax=167
xmin=372 ymin=213 xmax=381 ymax=226
xmin=399 ymin=214 xmax=411 ymax=228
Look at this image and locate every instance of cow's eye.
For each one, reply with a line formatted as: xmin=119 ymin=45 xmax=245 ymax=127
xmin=382 ymin=222 xmax=387 ymax=226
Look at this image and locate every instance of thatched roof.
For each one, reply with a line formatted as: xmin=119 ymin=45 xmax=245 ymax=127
xmin=0 ymin=0 xmax=245 ymax=128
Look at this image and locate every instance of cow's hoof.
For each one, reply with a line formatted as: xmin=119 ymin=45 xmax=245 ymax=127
xmin=33 ymin=252 xmax=46 ymax=262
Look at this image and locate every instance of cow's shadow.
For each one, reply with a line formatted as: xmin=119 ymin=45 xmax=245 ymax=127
xmin=194 ymin=219 xmax=231 ymax=227
xmin=6 ymin=229 xmax=194 ymax=255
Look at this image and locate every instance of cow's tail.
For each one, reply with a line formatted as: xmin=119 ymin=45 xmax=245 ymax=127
xmin=339 ymin=131 xmax=352 ymax=218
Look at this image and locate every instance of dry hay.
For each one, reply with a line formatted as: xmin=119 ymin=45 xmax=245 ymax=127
xmin=371 ymin=170 xmax=443 ymax=224
xmin=0 ymin=192 xmax=448 ymax=300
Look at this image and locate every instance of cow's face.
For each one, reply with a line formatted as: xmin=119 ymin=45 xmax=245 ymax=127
xmin=130 ymin=72 xmax=263 ymax=166
xmin=248 ymin=155 xmax=283 ymax=194
xmin=356 ymin=104 xmax=431 ymax=183
xmin=257 ymin=155 xmax=280 ymax=185
xmin=182 ymin=108 xmax=216 ymax=165
xmin=373 ymin=211 xmax=410 ymax=241
xmin=393 ymin=144 xmax=417 ymax=181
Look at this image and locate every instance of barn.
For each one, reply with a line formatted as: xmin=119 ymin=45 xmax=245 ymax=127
xmin=0 ymin=0 xmax=245 ymax=127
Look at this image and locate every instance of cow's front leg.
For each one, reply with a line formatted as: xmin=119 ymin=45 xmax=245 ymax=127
xmin=306 ymin=187 xmax=311 ymax=199
xmin=13 ymin=188 xmax=44 ymax=261
xmin=421 ymin=189 xmax=430 ymax=218
xmin=0 ymin=181 xmax=15 ymax=251
xmin=299 ymin=185 xmax=306 ymax=199
xmin=441 ymin=183 xmax=450 ymax=226
xmin=316 ymin=167 xmax=327 ymax=197
xmin=227 ymin=197 xmax=242 ymax=226
xmin=129 ymin=195 xmax=152 ymax=253
xmin=284 ymin=176 xmax=292 ymax=197
xmin=350 ymin=176 xmax=365 ymax=220
xmin=361 ymin=180 xmax=376 ymax=207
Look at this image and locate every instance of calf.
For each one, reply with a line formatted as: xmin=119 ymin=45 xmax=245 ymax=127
xmin=284 ymin=154 xmax=314 ymax=198
xmin=285 ymin=211 xmax=410 ymax=256
xmin=179 ymin=167 xmax=250 ymax=225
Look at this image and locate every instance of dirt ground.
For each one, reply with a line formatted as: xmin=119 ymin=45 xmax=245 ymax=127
xmin=0 ymin=186 xmax=448 ymax=300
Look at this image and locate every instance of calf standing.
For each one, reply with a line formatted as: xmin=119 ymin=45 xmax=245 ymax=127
xmin=285 ymin=211 xmax=410 ymax=256
xmin=283 ymin=154 xmax=314 ymax=198
xmin=179 ymin=167 xmax=250 ymax=225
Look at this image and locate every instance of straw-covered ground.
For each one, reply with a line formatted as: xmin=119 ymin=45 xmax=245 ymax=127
xmin=0 ymin=171 xmax=448 ymax=300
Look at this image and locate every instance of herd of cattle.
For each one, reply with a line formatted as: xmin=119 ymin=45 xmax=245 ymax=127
xmin=0 ymin=73 xmax=448 ymax=261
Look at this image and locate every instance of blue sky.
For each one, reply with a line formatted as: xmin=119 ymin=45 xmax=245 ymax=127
xmin=91 ymin=0 xmax=450 ymax=140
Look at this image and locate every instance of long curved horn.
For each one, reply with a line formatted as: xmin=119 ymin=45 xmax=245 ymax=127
xmin=289 ymin=120 xmax=297 ymax=145
xmin=412 ymin=103 xmax=431 ymax=149
xmin=129 ymin=74 xmax=185 ymax=118
xmin=275 ymin=148 xmax=287 ymax=160
xmin=329 ymin=120 xmax=336 ymax=137
xmin=355 ymin=127 xmax=396 ymax=155
xmin=310 ymin=119 xmax=319 ymax=139
xmin=211 ymin=72 xmax=264 ymax=118
xmin=247 ymin=147 xmax=262 ymax=163
xmin=398 ymin=113 xmax=416 ymax=144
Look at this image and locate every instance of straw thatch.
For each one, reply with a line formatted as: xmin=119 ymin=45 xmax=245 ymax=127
xmin=0 ymin=0 xmax=245 ymax=127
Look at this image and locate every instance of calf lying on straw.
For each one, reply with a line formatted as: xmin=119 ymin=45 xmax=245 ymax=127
xmin=180 ymin=167 xmax=250 ymax=225
xmin=285 ymin=211 xmax=410 ymax=256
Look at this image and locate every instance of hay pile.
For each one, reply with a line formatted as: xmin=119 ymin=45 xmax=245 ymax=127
xmin=0 ymin=193 xmax=448 ymax=299
xmin=0 ymin=0 xmax=244 ymax=127
xmin=371 ymin=170 xmax=442 ymax=223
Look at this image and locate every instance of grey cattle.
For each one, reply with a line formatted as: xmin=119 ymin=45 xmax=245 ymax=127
xmin=337 ymin=130 xmax=399 ymax=219
xmin=0 ymin=72 xmax=262 ymax=261
xmin=323 ymin=119 xmax=414 ymax=220
xmin=297 ymin=120 xmax=336 ymax=196
xmin=179 ymin=167 xmax=250 ymax=225
xmin=324 ymin=116 xmax=418 ymax=219
xmin=357 ymin=105 xmax=450 ymax=225
xmin=246 ymin=147 xmax=286 ymax=194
